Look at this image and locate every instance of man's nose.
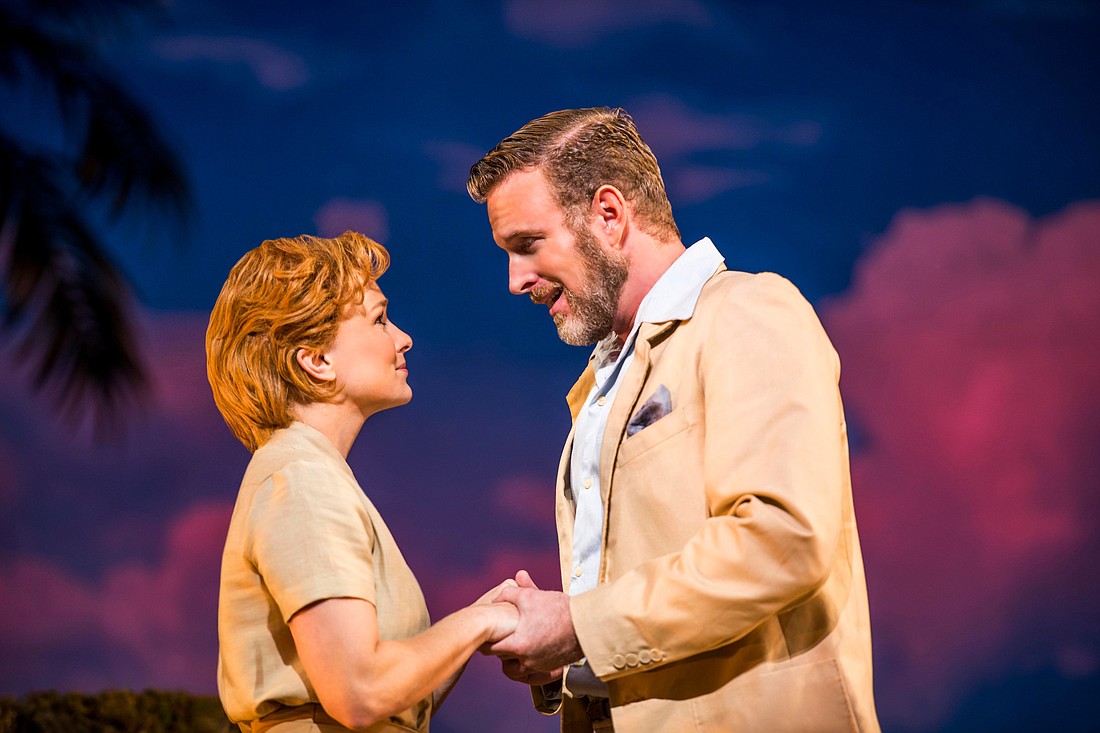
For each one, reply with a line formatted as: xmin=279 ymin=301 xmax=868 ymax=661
xmin=508 ymin=257 xmax=538 ymax=295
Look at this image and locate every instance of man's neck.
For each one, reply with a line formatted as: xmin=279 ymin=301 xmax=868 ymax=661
xmin=612 ymin=238 xmax=686 ymax=342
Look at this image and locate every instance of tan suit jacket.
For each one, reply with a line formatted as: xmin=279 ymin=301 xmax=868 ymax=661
xmin=542 ymin=268 xmax=880 ymax=732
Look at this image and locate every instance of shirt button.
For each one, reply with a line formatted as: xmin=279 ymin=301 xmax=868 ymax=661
xmin=574 ymin=566 xmax=583 ymax=577
xmin=583 ymin=478 xmax=592 ymax=489
xmin=596 ymin=395 xmax=606 ymax=406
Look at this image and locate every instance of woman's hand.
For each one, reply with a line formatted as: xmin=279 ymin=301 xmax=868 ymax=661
xmin=474 ymin=577 xmax=518 ymax=605
xmin=481 ymin=597 xmax=519 ymax=643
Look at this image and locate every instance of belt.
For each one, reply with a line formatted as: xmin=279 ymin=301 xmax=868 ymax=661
xmin=243 ymin=703 xmax=343 ymax=732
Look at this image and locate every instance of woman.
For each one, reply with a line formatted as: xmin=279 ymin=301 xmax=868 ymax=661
xmin=206 ymin=231 xmax=517 ymax=732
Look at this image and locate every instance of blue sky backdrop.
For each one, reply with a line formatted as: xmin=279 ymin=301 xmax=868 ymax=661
xmin=1 ymin=2 xmax=1098 ymax=732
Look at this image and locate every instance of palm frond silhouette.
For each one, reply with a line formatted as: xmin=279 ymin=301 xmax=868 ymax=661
xmin=0 ymin=0 xmax=193 ymax=435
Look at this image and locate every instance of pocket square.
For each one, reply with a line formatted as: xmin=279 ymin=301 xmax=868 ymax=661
xmin=626 ymin=385 xmax=672 ymax=437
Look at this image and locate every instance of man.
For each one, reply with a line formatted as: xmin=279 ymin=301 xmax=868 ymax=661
xmin=467 ymin=107 xmax=880 ymax=733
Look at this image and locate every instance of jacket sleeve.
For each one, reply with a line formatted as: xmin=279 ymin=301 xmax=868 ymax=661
xmin=570 ymin=273 xmax=849 ymax=680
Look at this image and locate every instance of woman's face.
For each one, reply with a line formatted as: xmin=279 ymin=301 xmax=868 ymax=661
xmin=325 ymin=282 xmax=413 ymax=417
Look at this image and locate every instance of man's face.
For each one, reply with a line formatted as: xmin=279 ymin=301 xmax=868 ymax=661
xmin=486 ymin=168 xmax=627 ymax=345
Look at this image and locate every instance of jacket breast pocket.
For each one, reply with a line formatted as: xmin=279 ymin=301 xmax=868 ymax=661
xmin=609 ymin=405 xmax=705 ymax=563
xmin=616 ymin=407 xmax=691 ymax=466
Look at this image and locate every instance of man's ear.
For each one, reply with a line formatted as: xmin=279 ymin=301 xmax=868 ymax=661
xmin=592 ymin=184 xmax=628 ymax=247
xmin=295 ymin=347 xmax=336 ymax=382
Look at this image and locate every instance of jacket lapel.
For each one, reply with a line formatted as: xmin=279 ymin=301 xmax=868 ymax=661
xmin=555 ymin=364 xmax=595 ymax=591
xmin=596 ymin=321 xmax=678 ymax=569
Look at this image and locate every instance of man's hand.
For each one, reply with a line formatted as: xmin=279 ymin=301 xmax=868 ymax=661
xmin=473 ymin=577 xmax=518 ymax=606
xmin=486 ymin=570 xmax=582 ymax=681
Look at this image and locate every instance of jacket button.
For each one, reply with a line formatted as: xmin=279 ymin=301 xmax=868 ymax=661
xmin=639 ymin=650 xmax=652 ymax=664
xmin=612 ymin=654 xmax=625 ymax=669
xmin=651 ymin=648 xmax=664 ymax=662
xmin=625 ymin=653 xmax=638 ymax=667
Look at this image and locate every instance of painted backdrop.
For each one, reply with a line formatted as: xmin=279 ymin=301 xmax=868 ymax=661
xmin=1 ymin=2 xmax=1098 ymax=732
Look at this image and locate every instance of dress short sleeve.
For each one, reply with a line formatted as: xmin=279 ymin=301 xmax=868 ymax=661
xmin=249 ymin=458 xmax=377 ymax=622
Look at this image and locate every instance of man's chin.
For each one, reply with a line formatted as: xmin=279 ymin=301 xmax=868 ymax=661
xmin=554 ymin=316 xmax=608 ymax=347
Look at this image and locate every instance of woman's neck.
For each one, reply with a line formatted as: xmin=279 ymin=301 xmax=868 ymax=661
xmin=290 ymin=400 xmax=366 ymax=458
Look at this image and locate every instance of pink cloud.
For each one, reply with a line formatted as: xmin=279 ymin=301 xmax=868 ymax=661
xmin=621 ymin=94 xmax=822 ymax=203
xmin=670 ymin=166 xmax=772 ymax=205
xmin=313 ymin=198 xmax=390 ymax=241
xmin=629 ymin=93 xmax=823 ymax=159
xmin=0 ymin=559 xmax=100 ymax=645
xmin=412 ymin=544 xmax=561 ymax=733
xmin=402 ymin=472 xmax=562 ymax=616
xmin=491 ymin=474 xmax=556 ymax=527
xmin=423 ymin=140 xmax=488 ymax=193
xmin=152 ymin=36 xmax=310 ymax=91
xmin=0 ymin=501 xmax=231 ymax=692
xmin=382 ymin=473 xmax=561 ymax=732
xmin=820 ymin=198 xmax=1100 ymax=727
xmin=137 ymin=311 xmax=223 ymax=426
xmin=504 ymin=0 xmax=711 ymax=48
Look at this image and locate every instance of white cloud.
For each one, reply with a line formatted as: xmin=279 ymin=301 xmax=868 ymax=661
xmin=152 ymin=35 xmax=310 ymax=91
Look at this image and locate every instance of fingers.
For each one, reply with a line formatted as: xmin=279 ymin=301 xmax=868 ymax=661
xmin=487 ymin=634 xmax=519 ymax=657
xmin=494 ymin=585 xmax=524 ymax=606
xmin=514 ymin=569 xmax=539 ymax=589
xmin=484 ymin=603 xmax=520 ymax=643
xmin=475 ymin=577 xmax=519 ymax=605
xmin=499 ymin=657 xmax=528 ymax=682
xmin=499 ymin=659 xmax=564 ymax=685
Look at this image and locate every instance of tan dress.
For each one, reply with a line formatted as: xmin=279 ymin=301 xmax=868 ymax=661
xmin=218 ymin=421 xmax=431 ymax=732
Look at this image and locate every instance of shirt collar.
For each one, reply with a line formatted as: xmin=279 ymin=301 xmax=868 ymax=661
xmin=636 ymin=236 xmax=725 ymax=324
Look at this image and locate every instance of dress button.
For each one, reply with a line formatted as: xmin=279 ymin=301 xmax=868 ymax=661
xmin=639 ymin=650 xmax=652 ymax=664
xmin=612 ymin=654 xmax=626 ymax=669
xmin=625 ymin=653 xmax=638 ymax=667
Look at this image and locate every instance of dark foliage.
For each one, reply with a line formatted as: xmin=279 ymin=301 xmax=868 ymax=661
xmin=0 ymin=689 xmax=232 ymax=733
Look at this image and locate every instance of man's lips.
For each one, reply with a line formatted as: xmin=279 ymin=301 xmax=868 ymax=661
xmin=548 ymin=288 xmax=565 ymax=317
xmin=530 ymin=283 xmax=564 ymax=312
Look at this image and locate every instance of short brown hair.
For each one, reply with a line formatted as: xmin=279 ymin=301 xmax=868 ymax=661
xmin=206 ymin=231 xmax=389 ymax=452
xmin=467 ymin=107 xmax=680 ymax=242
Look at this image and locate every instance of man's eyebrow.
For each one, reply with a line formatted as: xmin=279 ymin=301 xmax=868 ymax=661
xmin=502 ymin=229 xmax=541 ymax=242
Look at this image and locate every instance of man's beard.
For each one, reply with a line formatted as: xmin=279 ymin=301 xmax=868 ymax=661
xmin=550 ymin=225 xmax=629 ymax=346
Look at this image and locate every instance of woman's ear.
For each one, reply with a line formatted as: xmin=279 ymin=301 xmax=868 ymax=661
xmin=295 ymin=347 xmax=336 ymax=382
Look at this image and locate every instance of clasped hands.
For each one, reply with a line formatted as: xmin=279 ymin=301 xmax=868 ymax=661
xmin=475 ymin=569 xmax=583 ymax=686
